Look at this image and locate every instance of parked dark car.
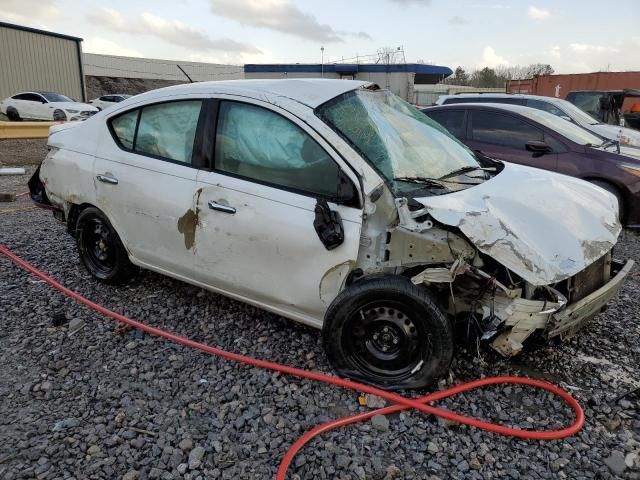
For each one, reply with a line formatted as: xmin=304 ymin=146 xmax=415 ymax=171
xmin=566 ymin=89 xmax=640 ymax=127
xmin=422 ymin=103 xmax=640 ymax=227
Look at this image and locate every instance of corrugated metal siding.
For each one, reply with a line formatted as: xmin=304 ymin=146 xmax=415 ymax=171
xmin=0 ymin=25 xmax=83 ymax=101
xmin=83 ymin=53 xmax=244 ymax=82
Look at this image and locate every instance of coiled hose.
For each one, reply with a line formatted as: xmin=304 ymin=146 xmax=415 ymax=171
xmin=0 ymin=244 xmax=585 ymax=479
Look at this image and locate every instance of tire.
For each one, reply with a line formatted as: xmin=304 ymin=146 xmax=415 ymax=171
xmin=322 ymin=275 xmax=453 ymax=390
xmin=6 ymin=107 xmax=20 ymax=121
xmin=53 ymin=109 xmax=67 ymax=121
xmin=76 ymin=207 xmax=137 ymax=285
xmin=590 ymin=180 xmax=625 ymax=222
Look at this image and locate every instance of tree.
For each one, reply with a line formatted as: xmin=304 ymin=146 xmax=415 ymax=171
xmin=452 ymin=66 xmax=470 ymax=86
xmin=470 ymin=67 xmax=500 ymax=88
xmin=375 ymin=46 xmax=404 ymax=64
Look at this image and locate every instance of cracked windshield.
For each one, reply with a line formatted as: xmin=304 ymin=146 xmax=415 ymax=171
xmin=317 ymin=89 xmax=483 ymax=196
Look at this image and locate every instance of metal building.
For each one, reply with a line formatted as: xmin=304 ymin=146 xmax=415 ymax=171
xmin=0 ymin=22 xmax=85 ymax=102
xmin=244 ymin=63 xmax=453 ymax=102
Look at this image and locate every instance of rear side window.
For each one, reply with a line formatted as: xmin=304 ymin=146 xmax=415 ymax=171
xmin=471 ymin=111 xmax=543 ymax=149
xmin=424 ymin=110 xmax=465 ymax=139
xmin=215 ymin=101 xmax=340 ymax=198
xmin=136 ymin=101 xmax=202 ymax=164
xmin=111 ymin=110 xmax=138 ymax=149
xmin=109 ymin=100 xmax=203 ymax=165
xmin=13 ymin=93 xmax=43 ymax=102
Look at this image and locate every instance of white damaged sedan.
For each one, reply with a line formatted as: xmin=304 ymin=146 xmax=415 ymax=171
xmin=1 ymin=91 xmax=98 ymax=121
xmin=29 ymin=79 xmax=634 ymax=389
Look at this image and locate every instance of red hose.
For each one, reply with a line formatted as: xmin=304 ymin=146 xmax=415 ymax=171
xmin=0 ymin=243 xmax=585 ymax=479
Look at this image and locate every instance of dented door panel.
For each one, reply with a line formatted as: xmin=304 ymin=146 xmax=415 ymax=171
xmin=93 ymin=136 xmax=200 ymax=278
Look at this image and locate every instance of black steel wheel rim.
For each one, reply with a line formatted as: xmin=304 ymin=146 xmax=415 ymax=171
xmin=80 ymin=218 xmax=116 ymax=274
xmin=342 ymin=300 xmax=432 ymax=382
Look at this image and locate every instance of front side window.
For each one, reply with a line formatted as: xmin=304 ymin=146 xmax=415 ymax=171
xmin=471 ymin=111 xmax=543 ymax=149
xmin=109 ymin=100 xmax=202 ymax=164
xmin=526 ymin=99 xmax=564 ymax=117
xmin=41 ymin=93 xmax=72 ymax=102
xmin=215 ymin=101 xmax=341 ymax=198
xmin=317 ymin=89 xmax=480 ymax=196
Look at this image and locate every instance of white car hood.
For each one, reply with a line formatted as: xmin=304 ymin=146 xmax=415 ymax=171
xmin=589 ymin=123 xmax=640 ymax=148
xmin=49 ymin=101 xmax=98 ymax=111
xmin=413 ymin=163 xmax=621 ymax=286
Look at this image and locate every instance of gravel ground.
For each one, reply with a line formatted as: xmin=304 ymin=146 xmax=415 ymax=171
xmin=1 ymin=153 xmax=639 ymax=480
xmin=0 ymin=139 xmax=48 ymax=167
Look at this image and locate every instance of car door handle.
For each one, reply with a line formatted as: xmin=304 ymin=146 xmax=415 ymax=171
xmin=96 ymin=174 xmax=118 ymax=185
xmin=208 ymin=200 xmax=236 ymax=214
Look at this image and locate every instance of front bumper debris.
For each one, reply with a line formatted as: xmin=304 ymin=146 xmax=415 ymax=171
xmin=491 ymin=259 xmax=633 ymax=356
xmin=547 ymin=259 xmax=634 ymax=337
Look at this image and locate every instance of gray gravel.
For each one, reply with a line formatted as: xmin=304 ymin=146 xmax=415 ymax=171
xmin=1 ymin=150 xmax=639 ymax=479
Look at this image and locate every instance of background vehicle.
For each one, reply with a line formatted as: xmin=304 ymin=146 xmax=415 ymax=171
xmin=422 ymin=103 xmax=640 ymax=227
xmin=565 ymin=89 xmax=640 ymax=130
xmin=0 ymin=91 xmax=98 ymax=121
xmin=435 ymin=93 xmax=640 ymax=147
xmin=89 ymin=94 xmax=132 ymax=111
xmin=29 ymin=80 xmax=631 ymax=389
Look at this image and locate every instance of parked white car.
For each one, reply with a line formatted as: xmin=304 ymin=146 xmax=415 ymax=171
xmin=435 ymin=93 xmax=640 ymax=147
xmin=89 ymin=94 xmax=132 ymax=111
xmin=29 ymin=80 xmax=633 ymax=389
xmin=0 ymin=91 xmax=98 ymax=121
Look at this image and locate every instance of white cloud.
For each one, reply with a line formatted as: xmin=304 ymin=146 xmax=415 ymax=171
xmin=209 ymin=0 xmax=370 ymax=43
xmin=569 ymin=43 xmax=620 ymax=53
xmin=87 ymin=8 xmax=260 ymax=54
xmin=527 ymin=6 xmax=550 ymax=19
xmin=83 ymin=37 xmax=143 ymax=58
xmin=480 ymin=46 xmax=509 ymax=67
xmin=1 ymin=0 xmax=60 ymax=22
xmin=448 ymin=16 xmax=470 ymax=25
xmin=549 ymin=45 xmax=561 ymax=58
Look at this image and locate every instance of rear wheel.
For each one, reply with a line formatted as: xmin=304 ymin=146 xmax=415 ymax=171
xmin=76 ymin=207 xmax=137 ymax=285
xmin=322 ymin=276 xmax=453 ymax=390
xmin=6 ymin=107 xmax=20 ymax=121
xmin=590 ymin=180 xmax=625 ymax=222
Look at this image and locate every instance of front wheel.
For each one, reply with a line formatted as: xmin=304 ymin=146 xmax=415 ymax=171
xmin=53 ymin=109 xmax=67 ymax=121
xmin=76 ymin=207 xmax=137 ymax=285
xmin=322 ymin=276 xmax=453 ymax=390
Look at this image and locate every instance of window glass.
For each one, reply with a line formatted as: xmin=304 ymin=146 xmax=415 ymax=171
xmin=40 ymin=93 xmax=72 ymax=102
xmin=526 ymin=99 xmax=564 ymax=116
xmin=111 ymin=110 xmax=138 ymax=150
xmin=471 ymin=111 xmax=543 ymax=149
xmin=317 ymin=89 xmax=480 ymax=197
xmin=215 ymin=101 xmax=340 ymax=198
xmin=135 ymin=101 xmax=202 ymax=164
xmin=424 ymin=110 xmax=465 ymax=139
xmin=15 ymin=93 xmax=43 ymax=102
xmin=520 ymin=108 xmax=604 ymax=145
xmin=568 ymin=92 xmax=602 ymax=119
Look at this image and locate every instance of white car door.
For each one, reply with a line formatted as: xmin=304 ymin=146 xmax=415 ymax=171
xmin=194 ymin=99 xmax=363 ymax=326
xmin=94 ymin=99 xmax=206 ymax=278
xmin=28 ymin=93 xmax=48 ymax=119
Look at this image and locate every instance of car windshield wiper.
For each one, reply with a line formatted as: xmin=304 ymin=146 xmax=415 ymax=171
xmin=438 ymin=165 xmax=494 ymax=181
xmin=393 ymin=176 xmax=448 ymax=189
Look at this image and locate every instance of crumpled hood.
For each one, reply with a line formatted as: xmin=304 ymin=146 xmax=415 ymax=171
xmin=413 ymin=163 xmax=621 ymax=286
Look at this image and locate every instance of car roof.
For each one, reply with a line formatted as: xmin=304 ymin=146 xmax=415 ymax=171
xmin=131 ymin=79 xmax=371 ymax=109
xmin=440 ymin=92 xmax=563 ymax=103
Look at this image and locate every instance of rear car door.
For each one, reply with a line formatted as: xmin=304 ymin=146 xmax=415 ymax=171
xmin=466 ymin=110 xmax=558 ymax=171
xmin=194 ymin=99 xmax=363 ymax=324
xmin=94 ymin=98 xmax=206 ymax=278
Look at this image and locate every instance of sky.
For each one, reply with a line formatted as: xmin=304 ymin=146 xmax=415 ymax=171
xmin=2 ymin=0 xmax=639 ymax=74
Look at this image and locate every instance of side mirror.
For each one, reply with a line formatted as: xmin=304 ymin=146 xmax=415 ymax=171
xmin=525 ymin=141 xmax=553 ymax=157
xmin=560 ymin=115 xmax=572 ymax=122
xmin=41 ymin=99 xmax=47 ymax=104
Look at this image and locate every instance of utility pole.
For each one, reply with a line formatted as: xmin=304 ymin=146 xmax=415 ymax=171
xmin=321 ymin=46 xmax=325 ymax=78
